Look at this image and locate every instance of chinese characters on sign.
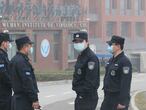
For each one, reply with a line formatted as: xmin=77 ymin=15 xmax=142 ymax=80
xmin=0 ymin=0 xmax=88 ymax=21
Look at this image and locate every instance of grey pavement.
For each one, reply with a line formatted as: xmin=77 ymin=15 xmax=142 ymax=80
xmin=36 ymin=73 xmax=146 ymax=110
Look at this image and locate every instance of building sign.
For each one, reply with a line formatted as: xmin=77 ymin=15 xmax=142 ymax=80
xmin=40 ymin=39 xmax=50 ymax=58
xmin=0 ymin=0 xmax=87 ymax=21
xmin=0 ymin=0 xmax=88 ymax=30
xmin=0 ymin=22 xmax=88 ymax=29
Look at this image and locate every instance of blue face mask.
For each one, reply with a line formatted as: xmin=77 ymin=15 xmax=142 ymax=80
xmin=74 ymin=42 xmax=85 ymax=52
xmin=107 ymin=45 xmax=114 ymax=54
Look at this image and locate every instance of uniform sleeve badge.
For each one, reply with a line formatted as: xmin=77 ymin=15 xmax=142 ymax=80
xmin=26 ymin=72 xmax=31 ymax=75
xmin=77 ymin=69 xmax=82 ymax=75
xmin=88 ymin=62 xmax=95 ymax=70
xmin=111 ymin=70 xmax=116 ymax=76
xmin=0 ymin=64 xmax=4 ymax=68
xmin=123 ymin=67 xmax=130 ymax=74
xmin=76 ymin=34 xmax=79 ymax=38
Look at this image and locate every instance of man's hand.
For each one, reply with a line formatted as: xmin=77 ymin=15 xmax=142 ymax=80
xmin=117 ymin=104 xmax=126 ymax=110
xmin=32 ymin=101 xmax=41 ymax=109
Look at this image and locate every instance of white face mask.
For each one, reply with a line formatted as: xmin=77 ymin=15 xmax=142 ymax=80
xmin=74 ymin=42 xmax=86 ymax=52
xmin=9 ymin=43 xmax=12 ymax=49
xmin=29 ymin=47 xmax=34 ymax=54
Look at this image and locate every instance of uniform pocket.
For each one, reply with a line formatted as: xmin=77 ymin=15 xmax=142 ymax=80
xmin=110 ymin=64 xmax=119 ymax=77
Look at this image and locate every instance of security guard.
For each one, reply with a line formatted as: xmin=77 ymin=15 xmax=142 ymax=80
xmin=72 ymin=31 xmax=100 ymax=110
xmin=100 ymin=35 xmax=132 ymax=110
xmin=10 ymin=36 xmax=40 ymax=110
xmin=0 ymin=33 xmax=13 ymax=110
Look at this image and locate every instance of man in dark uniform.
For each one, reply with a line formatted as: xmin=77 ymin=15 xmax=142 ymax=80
xmin=100 ymin=35 xmax=132 ymax=110
xmin=10 ymin=36 xmax=40 ymax=110
xmin=72 ymin=31 xmax=100 ymax=110
xmin=0 ymin=33 xmax=13 ymax=110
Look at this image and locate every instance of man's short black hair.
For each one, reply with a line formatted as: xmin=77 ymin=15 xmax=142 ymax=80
xmin=115 ymin=43 xmax=124 ymax=50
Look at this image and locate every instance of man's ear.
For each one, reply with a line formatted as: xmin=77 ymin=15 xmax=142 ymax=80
xmin=84 ymin=39 xmax=88 ymax=43
xmin=117 ymin=44 xmax=121 ymax=49
xmin=1 ymin=41 xmax=5 ymax=46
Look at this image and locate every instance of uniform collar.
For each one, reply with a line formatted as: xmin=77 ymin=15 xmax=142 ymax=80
xmin=80 ymin=47 xmax=90 ymax=56
xmin=17 ymin=52 xmax=29 ymax=61
xmin=112 ymin=51 xmax=124 ymax=62
xmin=0 ymin=48 xmax=8 ymax=56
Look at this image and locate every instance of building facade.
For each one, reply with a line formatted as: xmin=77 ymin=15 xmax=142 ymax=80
xmin=0 ymin=0 xmax=146 ymax=72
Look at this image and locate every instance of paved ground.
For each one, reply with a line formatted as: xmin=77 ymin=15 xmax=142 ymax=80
xmin=134 ymin=91 xmax=146 ymax=110
xmin=36 ymin=73 xmax=146 ymax=110
xmin=144 ymin=92 xmax=146 ymax=98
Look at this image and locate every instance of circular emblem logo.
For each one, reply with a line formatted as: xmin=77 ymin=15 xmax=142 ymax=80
xmin=40 ymin=39 xmax=50 ymax=58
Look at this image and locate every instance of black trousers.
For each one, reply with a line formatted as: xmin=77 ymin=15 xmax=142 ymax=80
xmin=100 ymin=91 xmax=128 ymax=110
xmin=75 ymin=92 xmax=98 ymax=110
xmin=0 ymin=96 xmax=11 ymax=110
xmin=11 ymin=94 xmax=34 ymax=110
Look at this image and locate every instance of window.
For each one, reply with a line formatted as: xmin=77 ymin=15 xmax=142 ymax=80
xmin=7 ymin=32 xmax=26 ymax=60
xmin=135 ymin=0 xmax=139 ymax=15
xmin=126 ymin=0 xmax=131 ymax=9
xmin=53 ymin=31 xmax=61 ymax=61
xmin=31 ymin=34 xmax=37 ymax=62
xmin=68 ymin=31 xmax=78 ymax=60
xmin=120 ymin=0 xmax=131 ymax=15
xmin=140 ymin=0 xmax=144 ymax=10
xmin=121 ymin=22 xmax=131 ymax=38
xmin=105 ymin=0 xmax=111 ymax=15
xmin=120 ymin=0 xmax=125 ymax=15
xmin=135 ymin=0 xmax=145 ymax=15
xmin=106 ymin=22 xmax=116 ymax=37
xmin=135 ymin=22 xmax=144 ymax=38
xmin=112 ymin=0 xmax=117 ymax=9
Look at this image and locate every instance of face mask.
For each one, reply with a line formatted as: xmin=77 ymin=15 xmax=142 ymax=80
xmin=107 ymin=45 xmax=114 ymax=54
xmin=74 ymin=42 xmax=86 ymax=52
xmin=29 ymin=47 xmax=34 ymax=54
xmin=9 ymin=43 xmax=12 ymax=49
